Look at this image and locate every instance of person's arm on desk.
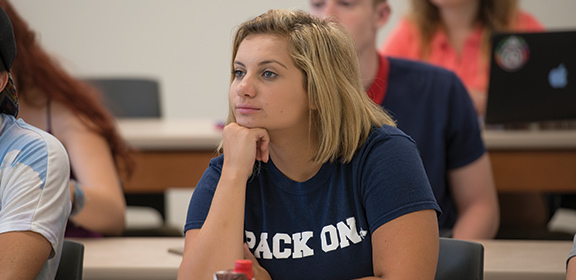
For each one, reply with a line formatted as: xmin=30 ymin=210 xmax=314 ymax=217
xmin=567 ymin=234 xmax=576 ymax=280
xmin=449 ymin=154 xmax=500 ymax=239
xmin=568 ymin=258 xmax=576 ymax=280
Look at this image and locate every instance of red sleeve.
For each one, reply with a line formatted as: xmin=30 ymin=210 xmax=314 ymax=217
xmin=379 ymin=18 xmax=421 ymax=59
xmin=515 ymin=11 xmax=545 ymax=32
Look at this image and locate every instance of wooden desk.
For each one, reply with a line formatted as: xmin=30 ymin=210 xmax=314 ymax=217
xmin=485 ymin=129 xmax=576 ymax=193
xmin=72 ymin=237 xmax=572 ymax=280
xmin=118 ymin=119 xmax=221 ymax=193
xmin=118 ymin=119 xmax=576 ymax=194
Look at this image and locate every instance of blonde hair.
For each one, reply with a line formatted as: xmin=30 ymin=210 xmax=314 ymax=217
xmin=226 ymin=9 xmax=395 ymax=163
xmin=409 ymin=0 xmax=519 ymax=59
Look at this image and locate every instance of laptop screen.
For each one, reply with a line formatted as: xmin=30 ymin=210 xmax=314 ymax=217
xmin=485 ymin=30 xmax=576 ymax=124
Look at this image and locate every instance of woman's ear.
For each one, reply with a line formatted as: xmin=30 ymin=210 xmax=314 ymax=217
xmin=310 ymin=99 xmax=318 ymax=110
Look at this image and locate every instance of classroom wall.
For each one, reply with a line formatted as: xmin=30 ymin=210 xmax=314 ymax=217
xmin=13 ymin=0 xmax=576 ymax=120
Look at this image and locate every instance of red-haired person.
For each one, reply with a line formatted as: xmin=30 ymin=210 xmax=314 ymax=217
xmin=0 ymin=5 xmax=71 ymax=279
xmin=1 ymin=0 xmax=134 ymax=237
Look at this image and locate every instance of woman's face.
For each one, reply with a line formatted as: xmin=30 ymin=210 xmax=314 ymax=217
xmin=309 ymin=0 xmax=383 ymax=55
xmin=230 ymin=34 xmax=310 ymax=134
xmin=429 ymin=0 xmax=478 ymax=8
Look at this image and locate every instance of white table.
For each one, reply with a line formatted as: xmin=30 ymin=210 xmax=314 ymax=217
xmin=117 ymin=118 xmax=222 ymax=150
xmin=74 ymin=237 xmax=183 ymax=280
xmin=73 ymin=237 xmax=572 ymax=280
xmin=479 ymin=239 xmax=571 ymax=280
xmin=483 ymin=129 xmax=576 ymax=150
xmin=116 ymin=118 xmax=576 ymax=151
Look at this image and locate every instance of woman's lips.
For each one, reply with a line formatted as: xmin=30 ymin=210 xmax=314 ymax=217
xmin=236 ymin=106 xmax=261 ymax=114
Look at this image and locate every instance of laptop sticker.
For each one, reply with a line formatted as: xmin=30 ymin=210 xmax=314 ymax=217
xmin=494 ymin=36 xmax=530 ymax=72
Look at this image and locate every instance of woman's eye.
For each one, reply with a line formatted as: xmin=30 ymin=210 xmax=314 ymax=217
xmin=339 ymin=1 xmax=352 ymax=7
xmin=311 ymin=1 xmax=325 ymax=9
xmin=233 ymin=70 xmax=245 ymax=79
xmin=263 ymin=71 xmax=277 ymax=79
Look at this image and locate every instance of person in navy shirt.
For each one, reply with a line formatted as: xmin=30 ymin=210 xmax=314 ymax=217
xmin=179 ymin=9 xmax=440 ymax=280
xmin=310 ymin=0 xmax=500 ymax=239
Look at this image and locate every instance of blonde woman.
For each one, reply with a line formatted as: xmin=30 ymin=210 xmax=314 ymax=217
xmin=178 ymin=9 xmax=440 ymax=280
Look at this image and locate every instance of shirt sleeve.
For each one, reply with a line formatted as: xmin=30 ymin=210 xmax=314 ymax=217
xmin=380 ymin=18 xmax=422 ymax=59
xmin=184 ymin=156 xmax=223 ymax=232
xmin=359 ymin=130 xmax=441 ymax=233
xmin=0 ymin=130 xmax=70 ymax=258
xmin=515 ymin=11 xmax=545 ymax=31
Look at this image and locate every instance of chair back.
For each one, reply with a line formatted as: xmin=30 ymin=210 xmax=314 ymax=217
xmin=435 ymin=237 xmax=484 ymax=280
xmin=55 ymin=240 xmax=85 ymax=280
xmin=84 ymin=77 xmax=161 ymax=118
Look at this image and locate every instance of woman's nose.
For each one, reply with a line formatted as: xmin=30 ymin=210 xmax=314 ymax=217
xmin=324 ymin=2 xmax=337 ymax=18
xmin=236 ymin=75 xmax=256 ymax=97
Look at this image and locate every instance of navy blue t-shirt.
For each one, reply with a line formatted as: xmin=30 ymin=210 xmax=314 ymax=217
xmin=185 ymin=125 xmax=440 ymax=280
xmin=382 ymin=57 xmax=486 ymax=230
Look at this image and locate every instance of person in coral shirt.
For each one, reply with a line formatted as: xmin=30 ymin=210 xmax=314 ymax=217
xmin=380 ymin=0 xmax=544 ymax=116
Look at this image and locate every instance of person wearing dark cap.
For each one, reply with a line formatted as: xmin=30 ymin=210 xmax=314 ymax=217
xmin=0 ymin=5 xmax=71 ymax=280
xmin=0 ymin=0 xmax=133 ymax=237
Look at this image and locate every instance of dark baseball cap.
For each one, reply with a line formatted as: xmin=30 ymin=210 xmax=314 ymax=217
xmin=0 ymin=6 xmax=15 ymax=71
xmin=0 ymin=5 xmax=18 ymax=117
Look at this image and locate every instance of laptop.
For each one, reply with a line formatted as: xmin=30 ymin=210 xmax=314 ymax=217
xmin=485 ymin=30 xmax=576 ymax=124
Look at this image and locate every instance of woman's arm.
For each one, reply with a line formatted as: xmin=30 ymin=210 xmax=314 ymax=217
xmin=449 ymin=154 xmax=500 ymax=240
xmin=178 ymin=123 xmax=270 ymax=280
xmin=568 ymin=256 xmax=576 ymax=280
xmin=52 ymin=101 xmax=126 ymax=235
xmin=358 ymin=210 xmax=439 ymax=280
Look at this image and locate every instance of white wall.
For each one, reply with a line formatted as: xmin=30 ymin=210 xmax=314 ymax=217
xmin=13 ymin=0 xmax=576 ymax=120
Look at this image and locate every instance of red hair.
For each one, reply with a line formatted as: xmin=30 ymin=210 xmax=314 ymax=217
xmin=1 ymin=0 xmax=134 ymax=177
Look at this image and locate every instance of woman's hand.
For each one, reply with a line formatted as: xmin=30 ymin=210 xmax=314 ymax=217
xmin=244 ymin=243 xmax=272 ymax=280
xmin=222 ymin=123 xmax=270 ymax=180
xmin=468 ymin=89 xmax=487 ymax=117
xmin=177 ymin=123 xmax=270 ymax=279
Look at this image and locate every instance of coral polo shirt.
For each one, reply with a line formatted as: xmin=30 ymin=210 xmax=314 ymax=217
xmin=380 ymin=11 xmax=544 ymax=94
